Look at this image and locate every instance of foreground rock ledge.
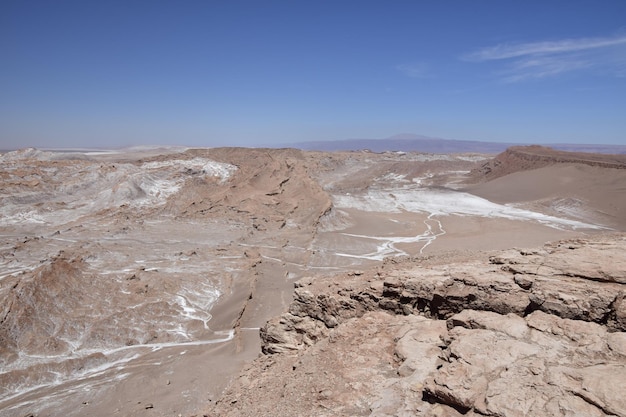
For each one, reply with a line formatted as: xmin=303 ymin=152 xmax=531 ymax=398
xmin=208 ymin=235 xmax=626 ymax=417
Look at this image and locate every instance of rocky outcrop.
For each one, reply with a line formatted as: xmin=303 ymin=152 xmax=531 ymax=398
xmin=425 ymin=309 xmax=626 ymax=417
xmin=212 ymin=235 xmax=626 ymax=416
xmin=381 ymin=239 xmax=625 ymax=331
xmin=261 ymin=237 xmax=626 ymax=355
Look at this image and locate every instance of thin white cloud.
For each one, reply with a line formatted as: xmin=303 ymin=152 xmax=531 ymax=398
xmin=463 ymin=35 xmax=626 ymax=61
xmin=501 ymin=55 xmax=592 ymax=82
xmin=463 ymin=33 xmax=626 ymax=82
xmin=396 ymin=62 xmax=429 ymax=78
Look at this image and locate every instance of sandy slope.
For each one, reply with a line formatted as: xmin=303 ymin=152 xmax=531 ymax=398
xmin=465 ymin=152 xmax=626 ymax=229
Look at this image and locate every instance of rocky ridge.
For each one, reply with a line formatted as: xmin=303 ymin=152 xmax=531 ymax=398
xmin=209 ymin=234 xmax=626 ymax=416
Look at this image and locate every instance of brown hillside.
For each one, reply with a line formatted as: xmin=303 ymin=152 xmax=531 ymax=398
xmin=469 ymin=145 xmax=626 ymax=182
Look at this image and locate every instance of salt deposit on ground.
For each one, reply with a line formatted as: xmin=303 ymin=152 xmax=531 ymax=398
xmin=334 ymin=181 xmax=605 ymax=230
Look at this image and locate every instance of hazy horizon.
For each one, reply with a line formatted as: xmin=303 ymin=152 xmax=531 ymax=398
xmin=3 ymin=132 xmax=625 ymax=154
xmin=2 ymin=1 xmax=625 ymax=149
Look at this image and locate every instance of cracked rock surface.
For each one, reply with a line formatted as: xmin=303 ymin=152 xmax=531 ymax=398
xmin=209 ymin=235 xmax=626 ymax=417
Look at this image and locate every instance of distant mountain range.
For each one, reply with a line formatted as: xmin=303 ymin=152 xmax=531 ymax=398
xmin=290 ymin=134 xmax=626 ymax=154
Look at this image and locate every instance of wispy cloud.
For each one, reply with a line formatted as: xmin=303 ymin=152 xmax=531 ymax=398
xmin=463 ymin=34 xmax=626 ymax=82
xmin=464 ymin=35 xmax=626 ymax=61
xmin=396 ymin=62 xmax=429 ymax=78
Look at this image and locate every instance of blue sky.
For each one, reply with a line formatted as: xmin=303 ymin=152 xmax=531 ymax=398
xmin=1 ymin=1 xmax=625 ymax=149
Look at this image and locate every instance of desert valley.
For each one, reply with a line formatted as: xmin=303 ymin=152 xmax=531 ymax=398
xmin=0 ymin=145 xmax=625 ymax=417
